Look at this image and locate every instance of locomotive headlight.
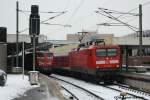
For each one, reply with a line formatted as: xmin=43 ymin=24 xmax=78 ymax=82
xmin=110 ymin=60 xmax=119 ymax=64
xmin=116 ymin=65 xmax=119 ymax=67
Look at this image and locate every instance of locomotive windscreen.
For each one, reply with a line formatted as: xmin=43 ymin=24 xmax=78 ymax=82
xmin=107 ymin=49 xmax=117 ymax=56
xmin=96 ymin=48 xmax=118 ymax=56
xmin=96 ymin=49 xmax=106 ymax=56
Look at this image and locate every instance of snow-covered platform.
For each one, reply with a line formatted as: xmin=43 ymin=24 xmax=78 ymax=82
xmin=0 ymin=74 xmax=66 ymax=100
xmin=0 ymin=74 xmax=38 ymax=100
xmin=122 ymin=66 xmax=147 ymax=73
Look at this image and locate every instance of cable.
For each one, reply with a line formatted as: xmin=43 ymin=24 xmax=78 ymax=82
xmin=41 ymin=11 xmax=67 ymax=23
xmin=19 ymin=9 xmax=66 ymax=14
xmin=66 ymin=0 xmax=85 ymax=24
xmin=98 ymin=7 xmax=138 ymax=16
xmin=63 ymin=0 xmax=71 ymax=11
xmin=126 ymin=17 xmax=138 ymax=24
xmin=42 ymin=23 xmax=71 ymax=27
xmin=19 ymin=12 xmax=67 ymax=33
xmin=95 ymin=10 xmax=138 ymax=32
xmin=115 ymin=0 xmax=150 ymax=20
xmin=19 ymin=28 xmax=29 ymax=33
xmin=95 ymin=0 xmax=150 ymax=32
xmin=143 ymin=1 xmax=150 ymax=6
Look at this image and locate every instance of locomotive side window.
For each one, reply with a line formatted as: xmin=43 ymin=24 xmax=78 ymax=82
xmin=37 ymin=53 xmax=44 ymax=57
xmin=107 ymin=49 xmax=117 ymax=56
xmin=96 ymin=49 xmax=106 ymax=56
xmin=47 ymin=53 xmax=53 ymax=57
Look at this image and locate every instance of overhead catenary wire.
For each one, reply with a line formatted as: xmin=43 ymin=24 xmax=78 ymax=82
xmin=62 ymin=0 xmax=71 ymax=11
xmin=95 ymin=0 xmax=150 ymax=32
xmin=98 ymin=0 xmax=150 ymax=28
xmin=66 ymin=0 xmax=85 ymax=24
xmin=82 ymin=0 xmax=144 ymax=33
xmin=19 ymin=9 xmax=66 ymax=14
xmin=95 ymin=10 xmax=138 ymax=32
xmin=19 ymin=11 xmax=67 ymax=33
xmin=41 ymin=11 xmax=67 ymax=23
xmin=114 ymin=0 xmax=150 ymax=20
xmin=98 ymin=7 xmax=139 ymax=16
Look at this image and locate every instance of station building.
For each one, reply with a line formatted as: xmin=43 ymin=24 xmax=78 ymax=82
xmin=7 ymin=34 xmax=47 ymax=43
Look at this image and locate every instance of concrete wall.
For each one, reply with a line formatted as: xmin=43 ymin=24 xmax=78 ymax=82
xmin=0 ymin=43 xmax=7 ymax=72
xmin=7 ymin=34 xmax=47 ymax=43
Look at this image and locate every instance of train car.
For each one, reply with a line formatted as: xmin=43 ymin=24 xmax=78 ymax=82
xmin=69 ymin=45 xmax=120 ymax=82
xmin=36 ymin=51 xmax=53 ymax=74
xmin=7 ymin=51 xmax=53 ymax=74
xmin=51 ymin=40 xmax=121 ymax=82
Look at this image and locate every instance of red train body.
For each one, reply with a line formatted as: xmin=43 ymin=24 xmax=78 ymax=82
xmin=69 ymin=45 xmax=120 ymax=69
xmin=51 ymin=44 xmax=121 ymax=82
xmin=36 ymin=51 xmax=53 ymax=74
xmin=34 ymin=39 xmax=121 ymax=82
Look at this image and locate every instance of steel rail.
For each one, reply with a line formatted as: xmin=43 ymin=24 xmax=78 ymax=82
xmin=113 ymin=83 xmax=150 ymax=97
xmin=49 ymin=76 xmax=105 ymax=100
xmin=101 ymin=84 xmax=148 ymax=100
xmin=60 ymin=85 xmax=79 ymax=100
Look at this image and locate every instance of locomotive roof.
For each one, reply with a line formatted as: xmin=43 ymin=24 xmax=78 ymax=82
xmin=88 ymin=44 xmax=119 ymax=49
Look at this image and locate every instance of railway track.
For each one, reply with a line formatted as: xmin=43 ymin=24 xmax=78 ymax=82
xmin=60 ymin=85 xmax=79 ymax=100
xmin=113 ymin=83 xmax=150 ymax=97
xmin=49 ymin=76 xmax=105 ymax=100
xmin=102 ymin=84 xmax=150 ymax=100
xmin=49 ymin=74 xmax=150 ymax=100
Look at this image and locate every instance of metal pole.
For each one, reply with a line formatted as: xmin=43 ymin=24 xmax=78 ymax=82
xmin=125 ymin=46 xmax=128 ymax=71
xmin=32 ymin=17 xmax=37 ymax=71
xmin=139 ymin=4 xmax=143 ymax=65
xmin=16 ymin=1 xmax=19 ymax=67
xmin=22 ymin=42 xmax=24 ymax=79
xmin=33 ymin=34 xmax=36 ymax=71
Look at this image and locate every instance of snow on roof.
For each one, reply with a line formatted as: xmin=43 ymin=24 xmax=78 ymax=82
xmin=0 ymin=74 xmax=39 ymax=100
xmin=49 ymin=44 xmax=78 ymax=56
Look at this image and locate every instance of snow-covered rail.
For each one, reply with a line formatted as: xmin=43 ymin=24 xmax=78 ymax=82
xmin=49 ymin=74 xmax=150 ymax=100
xmin=60 ymin=85 xmax=79 ymax=100
xmin=49 ymin=75 xmax=105 ymax=100
xmin=113 ymin=83 xmax=150 ymax=96
xmin=102 ymin=84 xmax=150 ymax=100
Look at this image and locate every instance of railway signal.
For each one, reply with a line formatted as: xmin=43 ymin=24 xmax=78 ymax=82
xmin=29 ymin=5 xmax=40 ymax=71
xmin=29 ymin=5 xmax=40 ymax=44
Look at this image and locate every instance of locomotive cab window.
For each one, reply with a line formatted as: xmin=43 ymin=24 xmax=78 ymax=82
xmin=96 ymin=49 xmax=106 ymax=56
xmin=37 ymin=53 xmax=44 ymax=57
xmin=47 ymin=53 xmax=52 ymax=57
xmin=107 ymin=49 xmax=117 ymax=56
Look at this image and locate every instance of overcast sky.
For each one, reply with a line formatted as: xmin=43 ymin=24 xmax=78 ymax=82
xmin=0 ymin=0 xmax=150 ymax=40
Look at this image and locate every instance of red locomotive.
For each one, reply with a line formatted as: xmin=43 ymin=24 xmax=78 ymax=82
xmin=51 ymin=40 xmax=121 ymax=82
xmin=36 ymin=51 xmax=53 ymax=74
xmin=8 ymin=39 xmax=120 ymax=82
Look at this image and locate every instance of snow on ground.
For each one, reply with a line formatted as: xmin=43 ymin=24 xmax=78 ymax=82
xmin=59 ymin=81 xmax=99 ymax=100
xmin=0 ymin=74 xmax=39 ymax=100
xmin=51 ymin=74 xmax=120 ymax=100
xmin=138 ymin=72 xmax=150 ymax=75
xmin=109 ymin=85 xmax=150 ymax=100
xmin=52 ymin=74 xmax=147 ymax=100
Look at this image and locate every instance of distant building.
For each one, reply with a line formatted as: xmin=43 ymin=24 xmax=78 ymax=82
xmin=113 ymin=30 xmax=150 ymax=45
xmin=7 ymin=34 xmax=47 ymax=43
xmin=67 ymin=31 xmax=114 ymax=44
xmin=122 ymin=30 xmax=150 ymax=37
